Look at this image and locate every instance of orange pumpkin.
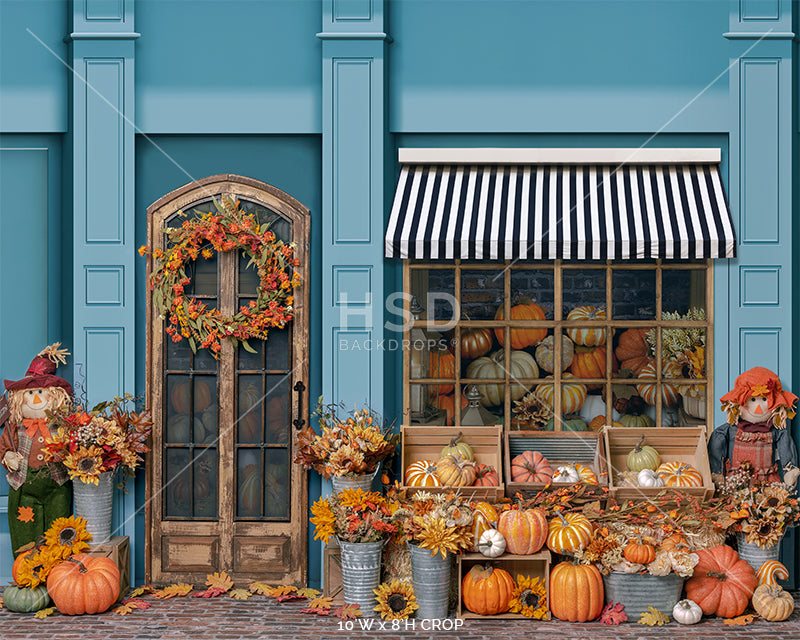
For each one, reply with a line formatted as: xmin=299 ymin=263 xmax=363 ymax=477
xmin=635 ymin=361 xmax=682 ymax=407
xmin=171 ymin=377 xmax=213 ymax=414
xmin=510 ymin=451 xmax=553 ymax=483
xmin=623 ymin=539 xmax=657 ymax=565
xmin=469 ymin=502 xmax=499 ymax=552
xmin=461 ymin=564 xmax=516 ymax=616
xmin=685 ymin=545 xmax=756 ymax=618
xmin=12 ymin=546 xmax=38 ymax=584
xmin=588 ymin=415 xmax=623 ymax=431
xmin=497 ymin=508 xmax=548 ymax=555
xmin=429 ymin=347 xmax=456 ymax=395
xmin=47 ymin=554 xmax=121 ymax=615
xmin=547 ymin=512 xmax=592 ymax=554
xmin=570 ymin=345 xmax=607 ymax=385
xmin=533 ymin=373 xmax=588 ymax=415
xmin=657 ymin=461 xmax=703 ymax=487
xmin=614 ymin=328 xmax=653 ymax=375
xmin=494 ymin=300 xmax=547 ymax=349
xmin=566 ymin=306 xmax=607 ymax=346
xmin=550 ymin=561 xmax=604 ymax=622
xmin=404 ymin=460 xmax=441 ymax=487
xmin=660 ymin=531 xmax=688 ymax=553
xmin=473 ymin=463 xmax=500 ymax=486
xmin=432 ymin=394 xmax=468 ymax=425
xmin=435 ymin=454 xmax=477 ymax=486
xmin=459 ymin=326 xmax=494 ymax=360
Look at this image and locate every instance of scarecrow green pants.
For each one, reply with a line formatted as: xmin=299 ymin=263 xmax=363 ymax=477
xmin=8 ymin=466 xmax=72 ymax=557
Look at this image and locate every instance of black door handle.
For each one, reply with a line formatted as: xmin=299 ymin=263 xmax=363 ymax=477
xmin=293 ymin=380 xmax=306 ymax=429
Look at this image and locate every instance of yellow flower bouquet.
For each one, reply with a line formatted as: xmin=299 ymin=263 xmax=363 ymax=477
xmin=44 ymin=394 xmax=153 ymax=484
xmin=310 ymin=488 xmax=398 ymax=544
xmin=390 ymin=490 xmax=474 ymax=558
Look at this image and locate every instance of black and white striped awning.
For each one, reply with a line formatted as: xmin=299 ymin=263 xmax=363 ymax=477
xmin=385 ymin=149 xmax=736 ymax=261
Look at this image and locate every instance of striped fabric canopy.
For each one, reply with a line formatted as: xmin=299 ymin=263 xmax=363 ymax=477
xmin=385 ymin=163 xmax=736 ymax=261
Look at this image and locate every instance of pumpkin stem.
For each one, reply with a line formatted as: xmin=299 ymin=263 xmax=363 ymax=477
xmin=65 ymin=556 xmax=88 ymax=573
xmin=706 ymin=570 xmax=727 ymax=581
xmin=556 ymin=510 xmax=569 ymax=526
xmin=634 ymin=435 xmax=645 ymax=452
xmin=449 ymin=432 xmax=463 ymax=448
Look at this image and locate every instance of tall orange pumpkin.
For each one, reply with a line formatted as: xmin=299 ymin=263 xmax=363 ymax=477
xmin=432 ymin=393 xmax=468 ymax=425
xmin=494 ymin=300 xmax=547 ymax=349
xmin=429 ymin=347 xmax=456 ymax=395
xmin=461 ymin=564 xmax=516 ymax=616
xmin=570 ymin=344 xmax=607 ymax=379
xmin=684 ymin=545 xmax=756 ymax=618
xmin=550 ymin=561 xmax=604 ymax=622
xmin=497 ymin=508 xmax=548 ymax=555
xmin=47 ymin=554 xmax=121 ymax=615
xmin=614 ymin=328 xmax=653 ymax=375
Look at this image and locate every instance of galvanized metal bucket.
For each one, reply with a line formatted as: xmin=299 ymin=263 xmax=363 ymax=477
xmin=73 ymin=470 xmax=114 ymax=543
xmin=331 ymin=467 xmax=378 ymax=495
xmin=737 ymin=532 xmax=780 ymax=573
xmin=408 ymin=543 xmax=451 ymax=620
xmin=603 ymin=571 xmax=684 ymax=619
xmin=338 ymin=539 xmax=383 ymax=617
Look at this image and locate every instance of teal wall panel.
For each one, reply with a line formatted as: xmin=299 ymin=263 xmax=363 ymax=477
xmin=134 ymin=133 xmax=322 ymax=587
xmin=135 ymin=0 xmax=321 ymax=134
xmin=0 ymin=1 xmax=69 ymax=132
xmin=389 ymin=0 xmax=730 ymax=133
xmin=0 ymin=134 xmax=64 ymax=585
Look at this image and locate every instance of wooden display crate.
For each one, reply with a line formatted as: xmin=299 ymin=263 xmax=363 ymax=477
xmin=323 ymin=547 xmax=344 ymax=605
xmin=504 ymin=431 xmax=608 ymax=499
xmin=85 ymin=535 xmax=130 ymax=598
xmin=602 ymin=426 xmax=714 ymax=501
xmin=457 ymin=550 xmax=551 ymax=620
xmin=400 ymin=425 xmax=504 ymax=501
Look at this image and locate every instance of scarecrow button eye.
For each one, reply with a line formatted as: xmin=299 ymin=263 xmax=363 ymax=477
xmin=36 ymin=454 xmax=43 ymax=461
xmin=38 ymin=437 xmax=43 ymax=443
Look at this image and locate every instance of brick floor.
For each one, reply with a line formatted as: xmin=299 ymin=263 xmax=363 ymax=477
xmin=2 ymin=590 xmax=800 ymax=640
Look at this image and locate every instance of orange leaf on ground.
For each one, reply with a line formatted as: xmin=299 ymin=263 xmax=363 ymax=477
xmin=129 ymin=584 xmax=155 ymax=598
xmin=307 ymin=596 xmax=333 ymax=611
xmin=297 ymin=588 xmax=321 ymax=598
xmin=248 ymin=582 xmax=273 ymax=595
xmin=193 ymin=587 xmax=227 ymax=598
xmin=268 ymin=585 xmax=298 ymax=597
xmin=229 ymin=589 xmax=251 ymax=600
xmin=114 ymin=599 xmax=152 ymax=615
xmin=34 ymin=607 xmax=56 ymax=619
xmin=724 ymin=614 xmax=756 ymax=626
xmin=205 ymin=571 xmax=234 ymax=592
xmin=152 ymin=583 xmax=194 ymax=599
xmin=16 ymin=506 xmax=34 ymax=523
xmin=333 ymin=604 xmax=362 ymax=620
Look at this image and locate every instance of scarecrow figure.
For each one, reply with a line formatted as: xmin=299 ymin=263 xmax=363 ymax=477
xmin=0 ymin=344 xmax=73 ymax=556
xmin=708 ymin=366 xmax=799 ymax=487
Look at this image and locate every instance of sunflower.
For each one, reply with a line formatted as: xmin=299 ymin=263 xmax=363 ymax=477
xmin=44 ymin=515 xmax=93 ymax=557
xmin=508 ymin=574 xmax=548 ymax=619
xmin=758 ymin=485 xmax=791 ymax=515
xmin=64 ymin=445 xmax=105 ymax=483
xmin=413 ymin=516 xmax=470 ymax=558
xmin=373 ymin=581 xmax=418 ymax=620
xmin=327 ymin=445 xmax=366 ymax=476
xmin=740 ymin=517 xmax=784 ymax=548
xmin=310 ymin=498 xmax=336 ymax=544
xmin=14 ymin=546 xmax=62 ymax=588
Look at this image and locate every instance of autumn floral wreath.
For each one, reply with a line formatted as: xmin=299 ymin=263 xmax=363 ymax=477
xmin=140 ymin=195 xmax=300 ymax=356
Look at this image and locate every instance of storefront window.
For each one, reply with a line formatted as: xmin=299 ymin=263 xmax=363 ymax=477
xmin=405 ymin=260 xmax=711 ymax=429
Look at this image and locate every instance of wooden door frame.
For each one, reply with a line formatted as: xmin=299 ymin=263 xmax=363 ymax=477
xmin=144 ymin=174 xmax=310 ymax=584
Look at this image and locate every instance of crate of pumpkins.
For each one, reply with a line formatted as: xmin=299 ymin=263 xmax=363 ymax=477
xmin=400 ymin=425 xmax=504 ymax=501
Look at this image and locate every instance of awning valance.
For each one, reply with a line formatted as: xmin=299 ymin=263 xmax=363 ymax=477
xmin=385 ymin=152 xmax=736 ymax=261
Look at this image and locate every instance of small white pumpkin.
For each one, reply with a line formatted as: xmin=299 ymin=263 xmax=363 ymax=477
xmin=672 ymin=599 xmax=702 ymax=625
xmin=552 ymin=465 xmax=581 ymax=484
xmin=637 ymin=468 xmax=665 ymax=488
xmin=477 ymin=528 xmax=506 ymax=558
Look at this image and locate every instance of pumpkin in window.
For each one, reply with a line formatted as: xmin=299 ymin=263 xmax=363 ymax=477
xmin=466 ymin=349 xmax=539 ymax=407
xmin=566 ymin=306 xmax=607 ymax=346
xmin=458 ymin=325 xmax=494 ymax=360
xmin=170 ymin=377 xmax=213 ymax=414
xmin=533 ymin=373 xmax=587 ymax=415
xmin=494 ymin=299 xmax=547 ymax=349
xmin=535 ymin=334 xmax=575 ymax=373
xmin=616 ymin=395 xmax=655 ymax=428
xmin=431 ymin=393 xmax=468 ymax=425
xmin=429 ymin=346 xmax=456 ymax=395
xmin=635 ymin=361 xmax=682 ymax=407
xmin=614 ymin=328 xmax=653 ymax=375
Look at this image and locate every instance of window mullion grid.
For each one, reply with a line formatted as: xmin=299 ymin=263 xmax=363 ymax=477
xmin=454 ymin=263 xmax=462 ymax=427
xmin=504 ymin=262 xmax=511 ymax=430
xmin=605 ymin=262 xmax=613 ymax=425
xmin=554 ymin=260 xmax=563 ymax=430
xmin=655 ymin=260 xmax=663 ymax=427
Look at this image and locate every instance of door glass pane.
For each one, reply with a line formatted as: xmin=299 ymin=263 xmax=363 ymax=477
xmin=165 ymin=449 xmax=191 ymax=518
xmin=265 ymin=375 xmax=290 ymax=445
xmin=166 ymin=339 xmax=191 ymax=370
xmin=194 ymin=375 xmax=217 ymax=445
xmin=238 ymin=375 xmax=263 ymax=445
xmin=238 ymin=338 xmax=263 ymax=371
xmin=265 ymin=329 xmax=290 ymax=371
xmin=265 ymin=449 xmax=289 ymax=519
xmin=237 ymin=449 xmax=262 ymax=518
xmin=193 ymin=448 xmax=217 ymax=518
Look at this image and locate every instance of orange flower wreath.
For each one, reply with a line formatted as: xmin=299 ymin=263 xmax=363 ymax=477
xmin=140 ymin=196 xmax=300 ymax=357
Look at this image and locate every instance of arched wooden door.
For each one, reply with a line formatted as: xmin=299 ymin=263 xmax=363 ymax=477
xmin=145 ymin=175 xmax=309 ymax=585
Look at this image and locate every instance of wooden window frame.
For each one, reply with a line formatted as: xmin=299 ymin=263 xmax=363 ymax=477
xmin=403 ymin=259 xmax=713 ymax=431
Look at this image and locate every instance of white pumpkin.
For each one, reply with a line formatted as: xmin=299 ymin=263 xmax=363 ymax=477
xmin=552 ymin=465 xmax=581 ymax=484
xmin=637 ymin=468 xmax=664 ymax=488
xmin=672 ymin=599 xmax=702 ymax=625
xmin=477 ymin=528 xmax=506 ymax=558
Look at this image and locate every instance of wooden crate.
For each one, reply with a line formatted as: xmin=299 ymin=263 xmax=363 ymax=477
xmin=86 ymin=535 xmax=130 ymax=598
xmin=602 ymin=426 xmax=714 ymax=501
xmin=504 ymin=431 xmax=608 ymax=498
xmin=401 ymin=425 xmax=504 ymax=501
xmin=457 ymin=550 xmax=551 ymax=619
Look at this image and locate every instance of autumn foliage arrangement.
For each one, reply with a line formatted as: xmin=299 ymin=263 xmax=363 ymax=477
xmin=43 ymin=394 xmax=153 ymax=484
xmin=310 ymin=488 xmax=397 ymax=544
xmin=391 ymin=490 xmax=474 ymax=558
xmin=294 ymin=401 xmax=397 ymax=479
xmin=140 ymin=195 xmax=300 ymax=356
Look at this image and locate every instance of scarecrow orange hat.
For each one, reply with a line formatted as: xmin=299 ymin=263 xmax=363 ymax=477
xmin=3 ymin=343 xmax=72 ymax=395
xmin=720 ymin=366 xmax=797 ymax=413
